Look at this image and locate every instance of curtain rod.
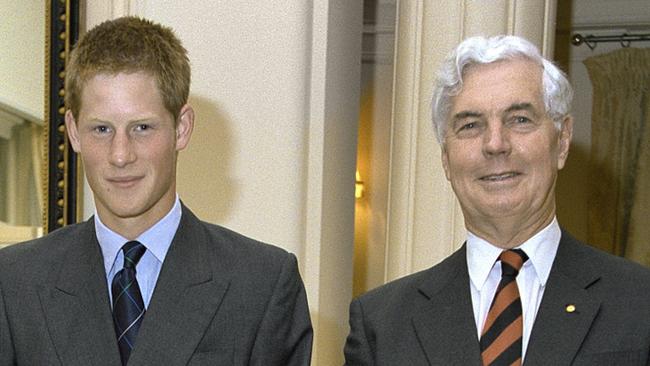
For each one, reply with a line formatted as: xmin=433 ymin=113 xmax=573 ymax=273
xmin=571 ymin=33 xmax=650 ymax=49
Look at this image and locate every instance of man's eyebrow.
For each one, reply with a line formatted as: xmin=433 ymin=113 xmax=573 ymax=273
xmin=85 ymin=117 xmax=157 ymax=124
xmin=86 ymin=118 xmax=111 ymax=124
xmin=504 ymin=102 xmax=535 ymax=113
xmin=452 ymin=110 xmax=482 ymax=120
xmin=129 ymin=118 xmax=157 ymax=124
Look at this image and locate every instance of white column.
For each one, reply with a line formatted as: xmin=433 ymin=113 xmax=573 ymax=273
xmin=304 ymin=3 xmax=361 ymax=364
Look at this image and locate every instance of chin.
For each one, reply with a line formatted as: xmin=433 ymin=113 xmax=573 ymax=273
xmin=483 ymin=199 xmax=523 ymax=216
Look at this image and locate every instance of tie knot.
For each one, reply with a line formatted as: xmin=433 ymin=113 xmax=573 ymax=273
xmin=122 ymin=241 xmax=146 ymax=270
xmin=499 ymin=249 xmax=528 ymax=277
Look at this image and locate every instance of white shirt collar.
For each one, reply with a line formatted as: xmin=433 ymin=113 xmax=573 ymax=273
xmin=95 ymin=195 xmax=182 ymax=275
xmin=467 ymin=217 xmax=561 ymax=291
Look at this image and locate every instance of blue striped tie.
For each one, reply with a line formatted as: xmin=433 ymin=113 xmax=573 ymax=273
xmin=112 ymin=241 xmax=147 ymax=365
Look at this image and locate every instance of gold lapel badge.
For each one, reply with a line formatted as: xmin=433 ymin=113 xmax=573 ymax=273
xmin=565 ymin=304 xmax=576 ymax=313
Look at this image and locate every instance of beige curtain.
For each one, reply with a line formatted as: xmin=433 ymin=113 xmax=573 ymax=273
xmin=584 ymin=47 xmax=650 ymax=267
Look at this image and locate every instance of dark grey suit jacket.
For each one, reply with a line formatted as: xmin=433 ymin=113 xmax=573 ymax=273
xmin=0 ymin=206 xmax=312 ymax=365
xmin=344 ymin=231 xmax=650 ymax=365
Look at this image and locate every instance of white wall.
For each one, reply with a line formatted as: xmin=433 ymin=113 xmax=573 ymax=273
xmin=139 ymin=1 xmax=313 ymax=259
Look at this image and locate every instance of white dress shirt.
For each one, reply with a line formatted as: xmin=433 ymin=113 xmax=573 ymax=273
xmin=467 ymin=217 xmax=561 ymax=361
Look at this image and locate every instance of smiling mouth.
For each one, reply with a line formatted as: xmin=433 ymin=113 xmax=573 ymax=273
xmin=479 ymin=172 xmax=521 ymax=182
xmin=107 ymin=176 xmax=143 ymax=187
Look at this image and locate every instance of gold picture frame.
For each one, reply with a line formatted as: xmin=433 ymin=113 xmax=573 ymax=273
xmin=44 ymin=0 xmax=81 ymax=233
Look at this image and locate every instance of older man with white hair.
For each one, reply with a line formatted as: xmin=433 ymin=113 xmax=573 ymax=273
xmin=344 ymin=35 xmax=650 ymax=366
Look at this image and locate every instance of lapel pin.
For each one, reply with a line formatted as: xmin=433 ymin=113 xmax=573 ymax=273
xmin=565 ymin=304 xmax=576 ymax=313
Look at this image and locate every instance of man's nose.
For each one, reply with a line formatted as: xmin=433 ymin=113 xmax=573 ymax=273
xmin=109 ymin=131 xmax=136 ymax=167
xmin=482 ymin=122 xmax=511 ymax=157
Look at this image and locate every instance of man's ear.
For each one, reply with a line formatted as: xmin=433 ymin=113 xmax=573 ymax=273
xmin=65 ymin=110 xmax=81 ymax=153
xmin=175 ymin=104 xmax=194 ymax=151
xmin=441 ymin=143 xmax=451 ymax=181
xmin=557 ymin=115 xmax=573 ymax=170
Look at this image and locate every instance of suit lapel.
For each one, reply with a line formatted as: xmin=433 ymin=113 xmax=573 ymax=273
xmin=412 ymin=246 xmax=483 ymax=366
xmin=39 ymin=220 xmax=122 ymax=366
xmin=128 ymin=207 xmax=230 ymax=366
xmin=524 ymin=231 xmax=601 ymax=366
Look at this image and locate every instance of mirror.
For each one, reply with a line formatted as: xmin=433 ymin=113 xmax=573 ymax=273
xmin=0 ymin=0 xmax=80 ymax=246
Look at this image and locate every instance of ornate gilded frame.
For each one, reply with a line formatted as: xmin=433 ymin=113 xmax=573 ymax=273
xmin=44 ymin=0 xmax=80 ymax=232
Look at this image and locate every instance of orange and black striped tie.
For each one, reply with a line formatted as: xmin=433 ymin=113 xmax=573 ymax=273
xmin=480 ymin=249 xmax=528 ymax=366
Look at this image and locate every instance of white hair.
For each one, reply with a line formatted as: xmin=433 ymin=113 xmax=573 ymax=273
xmin=431 ymin=35 xmax=573 ymax=143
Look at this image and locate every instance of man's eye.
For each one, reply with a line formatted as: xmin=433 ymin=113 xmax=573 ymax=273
xmin=135 ymin=124 xmax=150 ymax=131
xmin=459 ymin=122 xmax=476 ymax=131
xmin=514 ymin=116 xmax=531 ymax=124
xmin=93 ymin=126 xmax=110 ymax=133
